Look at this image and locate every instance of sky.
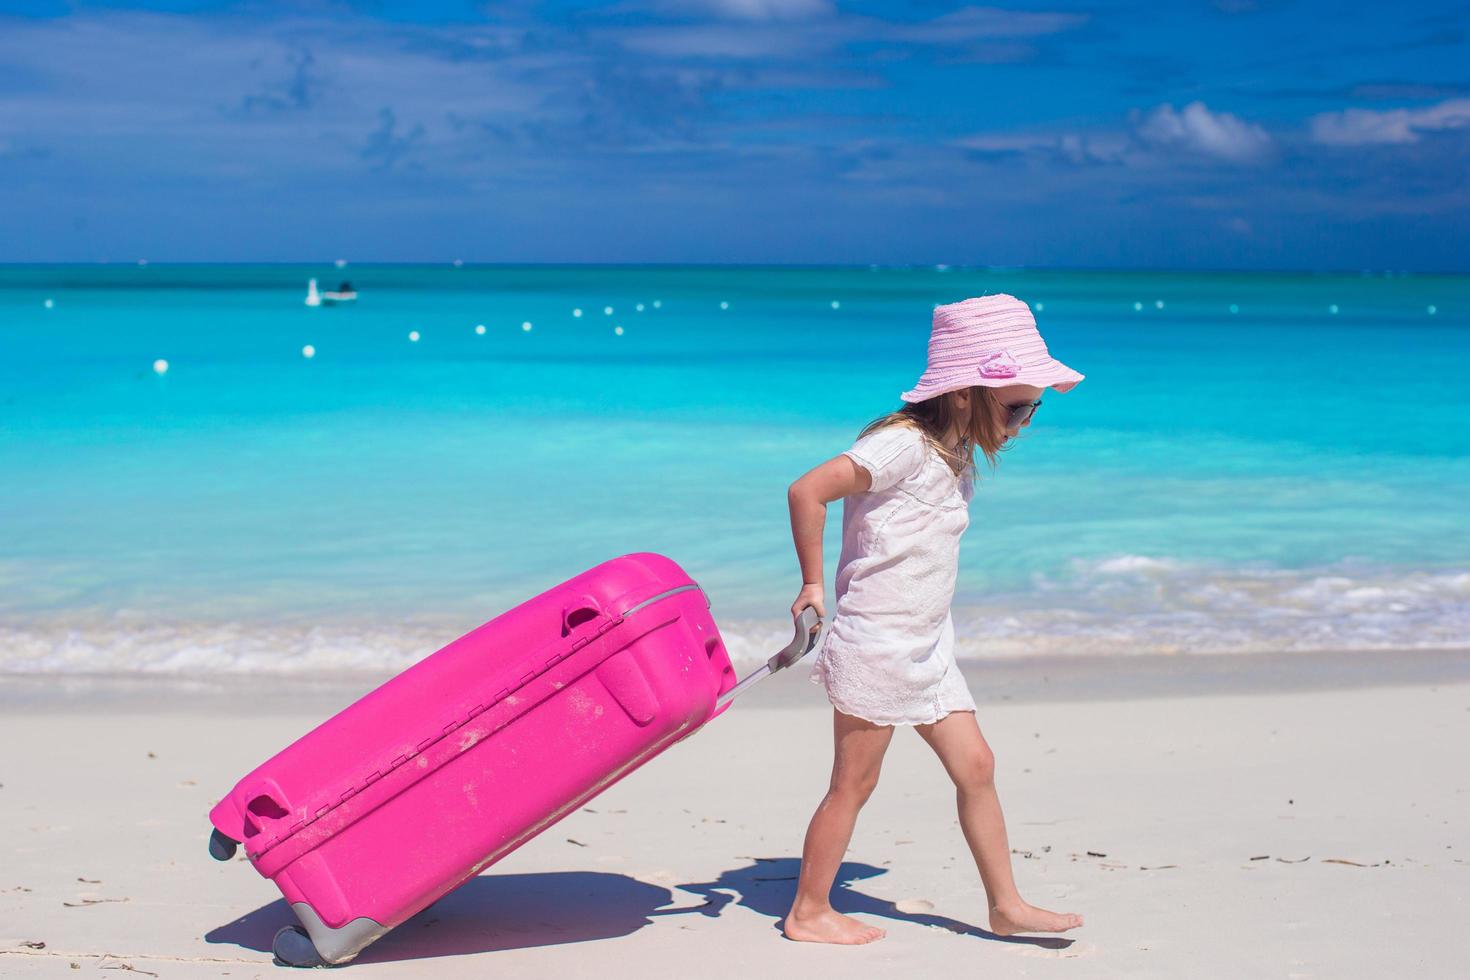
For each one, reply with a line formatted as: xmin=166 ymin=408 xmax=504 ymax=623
xmin=0 ymin=0 xmax=1467 ymax=270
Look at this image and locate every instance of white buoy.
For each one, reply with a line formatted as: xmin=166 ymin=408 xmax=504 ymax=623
xmin=1230 ymin=304 xmax=1240 ymax=314
xmin=522 ymin=321 xmax=532 ymax=332
xmin=1133 ymin=301 xmax=1143 ymax=311
xmin=830 ymin=300 xmax=841 ymax=310
xmin=603 ymin=306 xmax=614 ymax=316
xmin=1155 ymin=299 xmax=1165 ymax=309
xmin=152 ymin=358 xmax=169 ymax=375
xmin=302 ymin=344 xmax=316 ymax=359
xmin=408 ymin=330 xmax=420 ymax=342
xmin=719 ymin=301 xmax=729 ymax=310
xmin=652 ymin=300 xmax=662 ymax=309
xmin=1329 ymin=304 xmax=1339 ymax=314
xmin=614 ymin=325 xmax=624 ymax=336
xmin=1427 ymin=305 xmax=1437 ymax=315
xmin=636 ymin=303 xmax=645 ymax=312
xmin=572 ymin=308 xmax=583 ymax=318
xmin=475 ymin=324 xmax=486 ymax=335
xmin=43 ymin=298 xmax=54 ymax=309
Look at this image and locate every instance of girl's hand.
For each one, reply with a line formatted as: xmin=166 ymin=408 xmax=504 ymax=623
xmin=792 ymin=583 xmax=826 ymax=621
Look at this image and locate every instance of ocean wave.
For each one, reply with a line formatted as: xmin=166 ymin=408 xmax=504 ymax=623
xmin=947 ymin=556 xmax=1470 ymax=658
xmin=1 ymin=558 xmax=1466 ymax=674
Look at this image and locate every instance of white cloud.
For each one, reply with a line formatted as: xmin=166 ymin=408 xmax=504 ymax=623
xmin=885 ymin=5 xmax=1089 ymax=43
xmin=611 ymin=4 xmax=1087 ymax=60
xmin=1131 ymin=100 xmax=1273 ymax=163
xmin=630 ymin=0 xmax=1080 ymax=36
xmin=1308 ymin=97 xmax=1470 ymax=146
xmin=679 ymin=0 xmax=835 ymax=21
xmin=953 ymin=130 xmax=1129 ymax=166
xmin=951 ymin=101 xmax=1279 ymax=173
xmin=613 ymin=22 xmax=824 ymax=59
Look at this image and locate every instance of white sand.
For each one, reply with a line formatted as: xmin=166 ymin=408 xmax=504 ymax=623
xmin=2 ymin=662 xmax=1467 ymax=978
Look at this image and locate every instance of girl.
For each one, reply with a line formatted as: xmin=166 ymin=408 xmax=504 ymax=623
xmin=781 ymin=293 xmax=1086 ymax=945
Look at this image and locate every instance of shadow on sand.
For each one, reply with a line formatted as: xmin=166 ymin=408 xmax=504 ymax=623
xmin=206 ymin=858 xmax=1069 ymax=964
xmin=676 ymin=857 xmax=1073 ymax=949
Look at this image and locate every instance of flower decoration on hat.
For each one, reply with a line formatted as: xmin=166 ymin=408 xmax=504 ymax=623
xmin=977 ymin=349 xmax=1020 ymax=379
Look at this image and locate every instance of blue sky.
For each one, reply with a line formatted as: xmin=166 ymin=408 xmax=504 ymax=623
xmin=1 ymin=1 xmax=1467 ymax=269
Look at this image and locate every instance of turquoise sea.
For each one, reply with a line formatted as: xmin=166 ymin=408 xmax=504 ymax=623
xmin=2 ymin=264 xmax=1467 ymax=673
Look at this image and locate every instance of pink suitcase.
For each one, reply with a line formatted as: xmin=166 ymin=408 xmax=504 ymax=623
xmin=207 ymin=552 xmax=820 ymax=966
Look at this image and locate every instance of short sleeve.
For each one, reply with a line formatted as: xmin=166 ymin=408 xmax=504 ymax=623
xmin=843 ymin=424 xmax=926 ymax=493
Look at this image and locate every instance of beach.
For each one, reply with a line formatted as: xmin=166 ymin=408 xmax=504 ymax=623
xmin=4 ymin=266 xmax=1468 ymax=975
xmin=4 ymin=650 xmax=1468 ymax=978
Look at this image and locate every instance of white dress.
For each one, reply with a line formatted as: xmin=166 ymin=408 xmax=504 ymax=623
xmin=807 ymin=422 xmax=978 ymax=726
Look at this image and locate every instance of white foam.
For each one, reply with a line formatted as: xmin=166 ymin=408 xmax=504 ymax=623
xmin=0 ymin=618 xmax=453 ymax=675
xmin=4 ymin=559 xmax=1466 ymax=674
xmin=947 ymin=558 xmax=1470 ymax=658
xmin=1089 ymin=555 xmax=1180 ymax=575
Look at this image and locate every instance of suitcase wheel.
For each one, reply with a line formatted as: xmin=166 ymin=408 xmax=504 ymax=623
xmin=273 ymin=925 xmax=325 ymax=968
xmin=208 ymin=828 xmax=239 ymax=862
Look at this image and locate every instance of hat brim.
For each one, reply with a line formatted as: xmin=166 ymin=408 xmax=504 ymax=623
xmin=900 ymin=361 xmax=1084 ymax=403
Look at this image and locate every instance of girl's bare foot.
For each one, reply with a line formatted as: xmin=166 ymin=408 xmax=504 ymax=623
xmin=989 ymin=901 xmax=1084 ymax=936
xmin=782 ymin=906 xmax=887 ymax=944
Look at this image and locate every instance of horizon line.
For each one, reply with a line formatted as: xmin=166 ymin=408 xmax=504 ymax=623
xmin=1 ymin=261 xmax=1466 ymax=278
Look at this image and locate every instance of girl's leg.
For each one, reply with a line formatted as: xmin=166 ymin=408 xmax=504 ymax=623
xmin=782 ymin=706 xmax=895 ymax=944
xmin=914 ymin=709 xmax=1083 ymax=935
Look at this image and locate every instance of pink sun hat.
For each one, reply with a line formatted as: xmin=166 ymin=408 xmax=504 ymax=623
xmin=900 ymin=293 xmax=1084 ymax=403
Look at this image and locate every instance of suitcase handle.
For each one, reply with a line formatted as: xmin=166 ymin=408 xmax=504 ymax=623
xmin=561 ymin=594 xmax=608 ymax=636
xmin=713 ymin=607 xmax=822 ymax=711
xmin=768 ymin=606 xmax=822 ymax=672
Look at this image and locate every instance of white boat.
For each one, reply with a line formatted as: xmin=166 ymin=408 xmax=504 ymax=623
xmin=306 ymin=278 xmax=357 ymax=306
xmin=322 ymin=279 xmax=358 ymax=305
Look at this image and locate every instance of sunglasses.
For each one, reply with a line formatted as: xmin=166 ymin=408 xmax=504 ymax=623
xmin=1002 ymin=398 xmax=1042 ymax=429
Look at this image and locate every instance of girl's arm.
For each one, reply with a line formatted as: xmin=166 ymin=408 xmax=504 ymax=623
xmin=786 ymin=455 xmax=871 ymax=619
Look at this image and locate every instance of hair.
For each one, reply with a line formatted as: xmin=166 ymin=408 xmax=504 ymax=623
xmin=855 ymin=385 xmax=1011 ymax=479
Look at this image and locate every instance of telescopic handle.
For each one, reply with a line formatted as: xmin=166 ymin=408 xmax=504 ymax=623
xmin=714 ymin=606 xmax=824 ymax=711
